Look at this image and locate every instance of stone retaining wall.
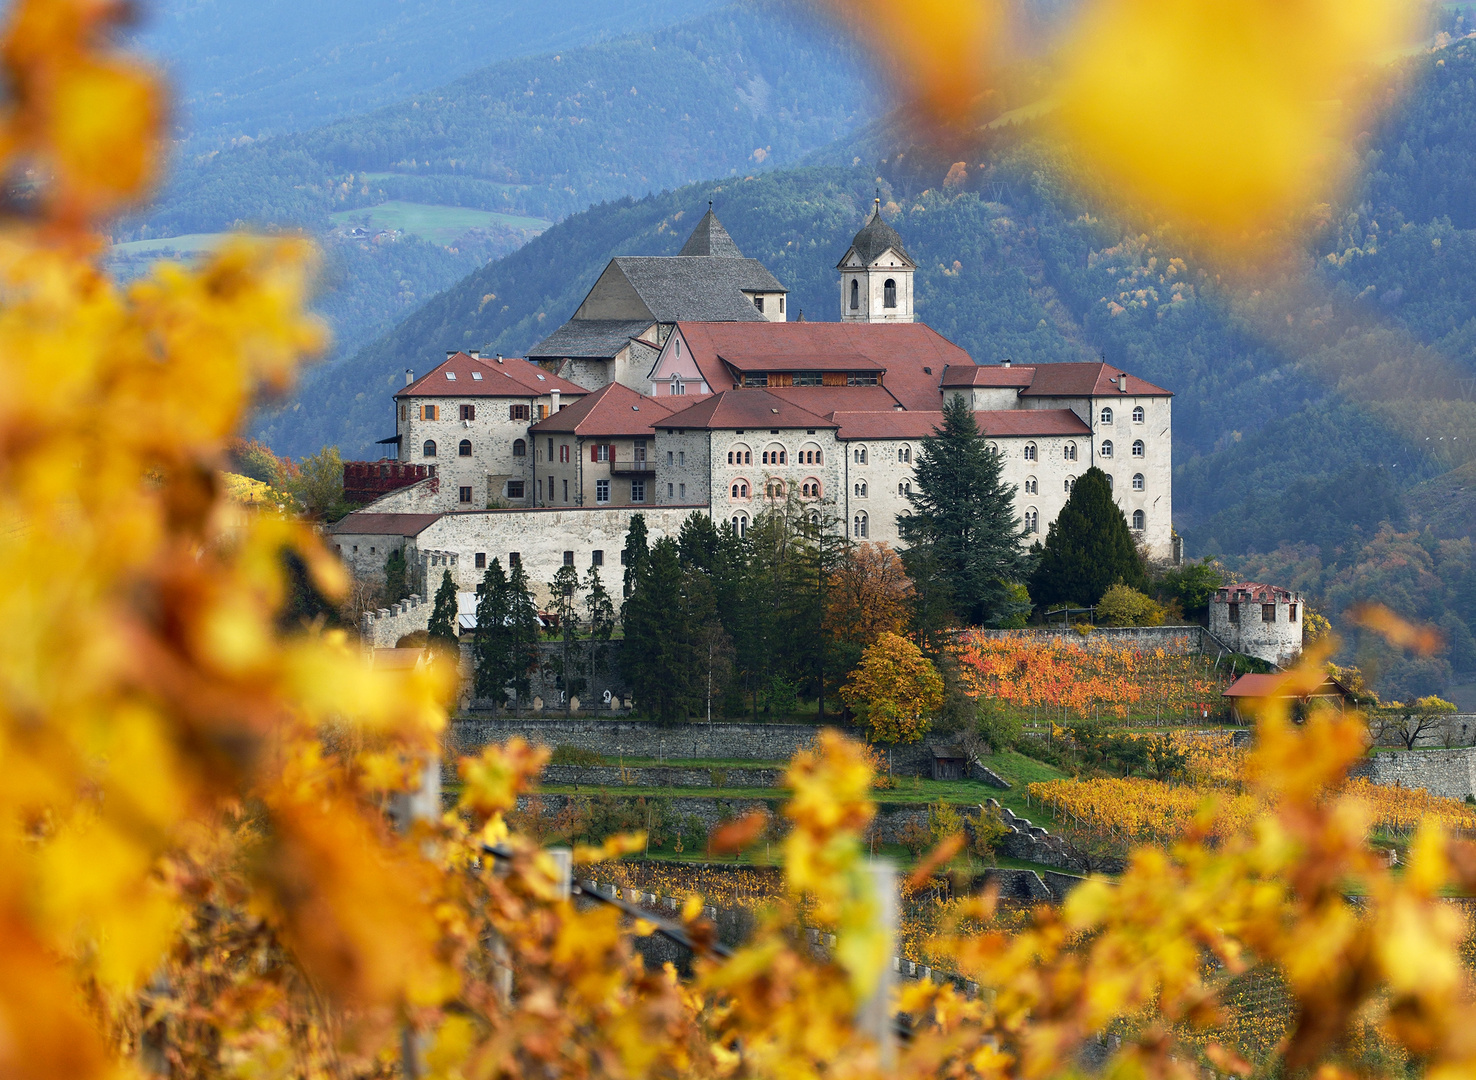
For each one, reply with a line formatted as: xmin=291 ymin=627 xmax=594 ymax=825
xmin=991 ymin=800 xmax=1126 ymax=875
xmin=966 ymin=625 xmax=1216 ymax=654
xmin=541 ymin=764 xmax=784 ymax=788
xmin=1349 ymin=747 xmax=1476 ymax=800
xmin=453 ymin=718 xmax=825 ymax=764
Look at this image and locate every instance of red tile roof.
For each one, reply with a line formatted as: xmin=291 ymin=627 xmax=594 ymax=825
xmin=328 ymin=512 xmax=442 ymax=536
xmin=829 ymin=411 xmax=945 ymax=439
xmin=529 ymin=382 xmax=680 ymax=437
xmin=1223 ymin=673 xmax=1351 ymax=699
xmin=396 ymin=352 xmax=587 ymax=399
xmin=940 ymin=364 xmax=1035 ymax=388
xmin=1017 ymin=362 xmax=1171 ymax=398
xmin=673 ymin=321 xmax=971 ymax=410
xmin=717 ymin=351 xmax=885 ymax=373
xmin=659 ymin=388 xmax=836 ymax=431
xmin=763 ymin=385 xmax=902 ymax=414
xmin=975 ymin=409 xmax=1091 ymax=437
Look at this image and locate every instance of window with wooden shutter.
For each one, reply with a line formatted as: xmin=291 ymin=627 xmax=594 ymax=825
xmin=461 ymin=404 xmax=475 ymax=421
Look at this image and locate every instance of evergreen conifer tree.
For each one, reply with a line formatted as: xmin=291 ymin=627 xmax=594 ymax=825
xmin=473 ymin=559 xmax=511 ymax=711
xmin=427 ymin=569 xmax=459 ymax=653
xmin=1030 ymin=466 xmax=1147 ymax=609
xmin=621 ymin=537 xmax=692 ymax=723
xmin=621 ymin=513 xmax=649 ymax=599
xmin=384 ymin=548 xmax=408 ymax=604
xmin=505 ymin=561 xmax=541 ymax=713
xmin=898 ymin=396 xmax=1029 ymax=627
xmin=547 ymin=564 xmax=584 ymax=713
xmin=584 ymin=565 xmax=616 ymax=709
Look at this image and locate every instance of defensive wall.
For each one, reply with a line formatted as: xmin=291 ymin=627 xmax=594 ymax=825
xmin=361 ymin=593 xmax=429 ymax=649
xmin=1349 ymin=747 xmax=1476 ymax=801
xmin=965 ymin=624 xmax=1236 ymax=656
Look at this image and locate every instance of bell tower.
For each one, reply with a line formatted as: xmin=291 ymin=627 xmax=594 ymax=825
xmin=837 ymin=199 xmax=916 ymax=323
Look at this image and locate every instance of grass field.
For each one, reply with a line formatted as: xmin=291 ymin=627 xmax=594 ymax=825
xmin=110 ymin=232 xmax=230 ymax=257
xmin=330 ymin=201 xmax=551 ymax=244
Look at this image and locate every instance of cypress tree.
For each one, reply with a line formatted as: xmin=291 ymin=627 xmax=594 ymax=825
xmin=473 ymin=559 xmax=511 ymax=710
xmin=1030 ymin=466 xmax=1147 ymax=609
xmin=898 ymin=396 xmax=1029 ymax=627
xmin=427 ymin=569 xmax=459 ymax=653
xmin=505 ymin=561 xmax=541 ymax=713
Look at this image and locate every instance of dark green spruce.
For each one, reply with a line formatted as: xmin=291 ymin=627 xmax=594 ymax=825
xmin=1029 ymin=466 xmax=1147 ymax=610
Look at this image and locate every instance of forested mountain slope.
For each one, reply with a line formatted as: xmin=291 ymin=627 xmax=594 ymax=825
xmin=125 ymin=1 xmax=882 ymax=237
xmin=132 ymin=0 xmax=725 ymax=148
xmin=275 ymin=41 xmax=1476 ymax=698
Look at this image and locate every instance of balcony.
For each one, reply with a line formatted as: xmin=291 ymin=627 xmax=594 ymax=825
xmin=609 ymin=458 xmax=655 ymax=476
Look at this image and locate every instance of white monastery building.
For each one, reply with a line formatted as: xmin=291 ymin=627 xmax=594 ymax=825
xmin=333 ymin=204 xmax=1174 ymax=603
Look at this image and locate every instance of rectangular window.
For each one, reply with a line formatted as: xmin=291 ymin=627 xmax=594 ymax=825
xmin=475 ymin=553 xmax=486 ymax=569
xmin=460 ymin=404 xmax=476 ymax=421
xmin=1289 ymin=603 xmax=1298 ymax=621
xmin=679 ymin=483 xmax=686 ymax=499
xmin=846 ymin=373 xmax=879 ymax=386
xmin=459 ymin=486 xmax=472 ymax=504
xmin=594 ymin=444 xmax=610 ymax=463
xmin=509 ymin=404 xmax=529 ymax=421
xmin=537 ymin=479 xmax=543 ymax=500
xmin=538 ymin=404 xmax=548 ymax=420
xmin=562 ymin=479 xmax=569 ymax=502
xmin=792 ymin=371 xmax=822 ymax=386
xmin=559 ymin=444 xmax=570 ymax=463
xmin=668 ymin=483 xmax=674 ymax=498
xmin=678 ymin=451 xmax=685 ymax=466
xmin=633 ymin=439 xmax=647 ymax=463
xmin=547 ymin=438 xmax=554 ymax=460
xmin=592 ymin=549 xmax=604 ymax=566
xmin=754 ymin=296 xmax=765 ymax=312
xmin=507 ymin=480 xmax=525 ymax=499
xmin=421 ymin=404 xmax=438 ymax=420
xmin=667 ymin=451 xmax=674 ymax=466
xmin=596 ymin=479 xmax=610 ymax=503
xmin=743 ymin=374 xmax=768 ymax=388
xmin=563 ymin=551 xmax=574 ymax=566
xmin=399 ymin=404 xmax=407 ymax=420
xmin=1228 ymin=602 xmax=1239 ymax=623
xmin=509 ymin=552 xmax=520 ymax=567
xmin=779 ymin=296 xmax=785 ymax=313
xmin=1262 ymin=604 xmax=1276 ymax=622
xmin=631 ymin=480 xmax=646 ymax=503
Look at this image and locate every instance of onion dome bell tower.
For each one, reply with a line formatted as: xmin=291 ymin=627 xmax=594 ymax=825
xmin=837 ymin=198 xmax=916 ymax=323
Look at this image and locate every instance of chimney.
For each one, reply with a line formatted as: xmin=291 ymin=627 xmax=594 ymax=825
xmin=1001 ymin=358 xmax=1011 ymax=368
xmin=446 ymin=350 xmax=456 ymax=359
xmin=404 ymin=369 xmax=414 ymax=386
xmin=551 ymin=389 xmax=561 ymax=412
xmin=469 ymin=349 xmax=481 ymax=359
xmin=496 ymin=354 xmax=504 ymax=364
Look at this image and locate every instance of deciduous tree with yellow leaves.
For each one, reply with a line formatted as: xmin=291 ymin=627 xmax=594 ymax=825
xmin=839 ymin=632 xmax=946 ymax=744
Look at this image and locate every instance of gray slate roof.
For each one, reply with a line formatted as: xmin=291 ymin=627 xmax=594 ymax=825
xmin=527 ymin=319 xmax=654 ymax=360
xmin=838 ymin=204 xmax=916 ymax=268
xmin=611 ymin=255 xmax=783 ymax=321
xmin=678 ymin=208 xmax=744 ymax=257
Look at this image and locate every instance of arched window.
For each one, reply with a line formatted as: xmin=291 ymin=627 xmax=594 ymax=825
xmin=1100 ymin=440 xmax=1113 ymax=458
xmin=1025 ymin=508 xmax=1039 ymax=532
xmin=802 ymin=479 xmax=821 ymax=498
xmin=1100 ymin=407 xmax=1113 ymax=424
xmin=987 ymin=442 xmax=999 ymax=456
xmin=766 ymin=480 xmax=784 ymax=498
xmin=884 ymin=278 xmax=897 ymax=308
xmin=1024 ymin=476 xmax=1037 ymax=494
xmin=731 ymin=513 xmax=748 ymax=538
xmin=800 ymin=442 xmax=823 ymax=465
xmin=855 ymin=481 xmax=868 ymax=497
xmin=1132 ymin=406 xmax=1145 ymax=423
xmin=731 ymin=480 xmax=749 ymax=499
xmin=897 ymin=481 xmax=911 ymax=495
xmin=898 ymin=445 xmax=911 ymax=463
xmin=850 ymin=278 xmax=860 ymax=310
xmin=1023 ymin=442 xmax=1037 ymax=462
xmin=1106 ymin=474 xmax=1114 ymax=490
xmin=1065 ymin=475 xmax=1076 ymax=492
xmin=422 ymin=440 xmax=437 ymax=457
xmin=853 ymin=511 xmax=868 ymax=538
xmin=853 ymin=446 xmax=867 ymax=464
xmin=1132 ymin=473 xmax=1145 ymax=491
xmin=1132 ymin=509 xmax=1146 ymax=530
xmin=459 ymin=439 xmax=472 ymax=457
xmin=1132 ymin=439 xmax=1145 ymax=457
xmin=512 ymin=438 xmax=526 ymax=457
xmin=728 ymin=443 xmax=751 ymax=465
xmin=1064 ymin=442 xmax=1077 ymax=461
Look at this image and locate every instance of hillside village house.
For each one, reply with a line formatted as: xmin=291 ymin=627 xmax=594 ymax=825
xmin=334 ymin=204 xmax=1174 ymax=603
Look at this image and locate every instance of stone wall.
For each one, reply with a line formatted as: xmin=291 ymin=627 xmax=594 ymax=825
xmin=451 ymin=717 xmax=825 ymax=762
xmin=1369 ymin=714 xmax=1476 ymax=749
xmin=968 ymin=625 xmax=1214 ymax=653
xmin=1349 ymin=747 xmax=1476 ymax=800
xmin=361 ymin=593 xmax=429 ymax=649
xmin=991 ymin=800 xmax=1126 ymax=875
xmin=541 ymin=764 xmax=783 ymax=787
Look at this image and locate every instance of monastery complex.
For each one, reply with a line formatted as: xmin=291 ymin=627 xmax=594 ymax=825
xmin=333 ymin=204 xmax=1175 ymax=604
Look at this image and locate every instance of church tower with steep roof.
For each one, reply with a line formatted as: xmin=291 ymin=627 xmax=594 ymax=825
xmin=837 ymin=199 xmax=916 ymax=323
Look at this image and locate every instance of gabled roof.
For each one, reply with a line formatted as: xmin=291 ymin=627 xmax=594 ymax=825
xmin=527 ymin=319 xmax=656 ymax=361
xmin=1223 ymin=673 xmax=1353 ymax=699
xmin=673 ymin=321 xmax=970 ymax=411
xmin=941 ymin=363 xmax=1036 ymax=388
xmin=329 ymin=512 xmax=442 ymax=537
xmin=396 ymin=353 xmax=587 ymax=399
xmin=765 ymin=385 xmax=902 ymax=414
xmin=975 ymin=409 xmax=1092 ymax=437
xmin=837 ymin=202 xmax=916 ymax=269
xmin=658 ymin=389 xmax=836 ymax=431
xmin=606 ymin=256 xmax=783 ymax=321
xmin=678 ymin=208 xmax=744 ymax=258
xmin=1017 ymin=362 xmax=1172 ymax=398
xmin=529 ymin=382 xmax=680 ymax=438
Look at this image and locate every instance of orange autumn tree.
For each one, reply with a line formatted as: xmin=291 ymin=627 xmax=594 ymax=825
xmin=826 ymin=541 xmax=915 ymax=649
xmin=839 ymin=632 xmax=945 ymax=744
